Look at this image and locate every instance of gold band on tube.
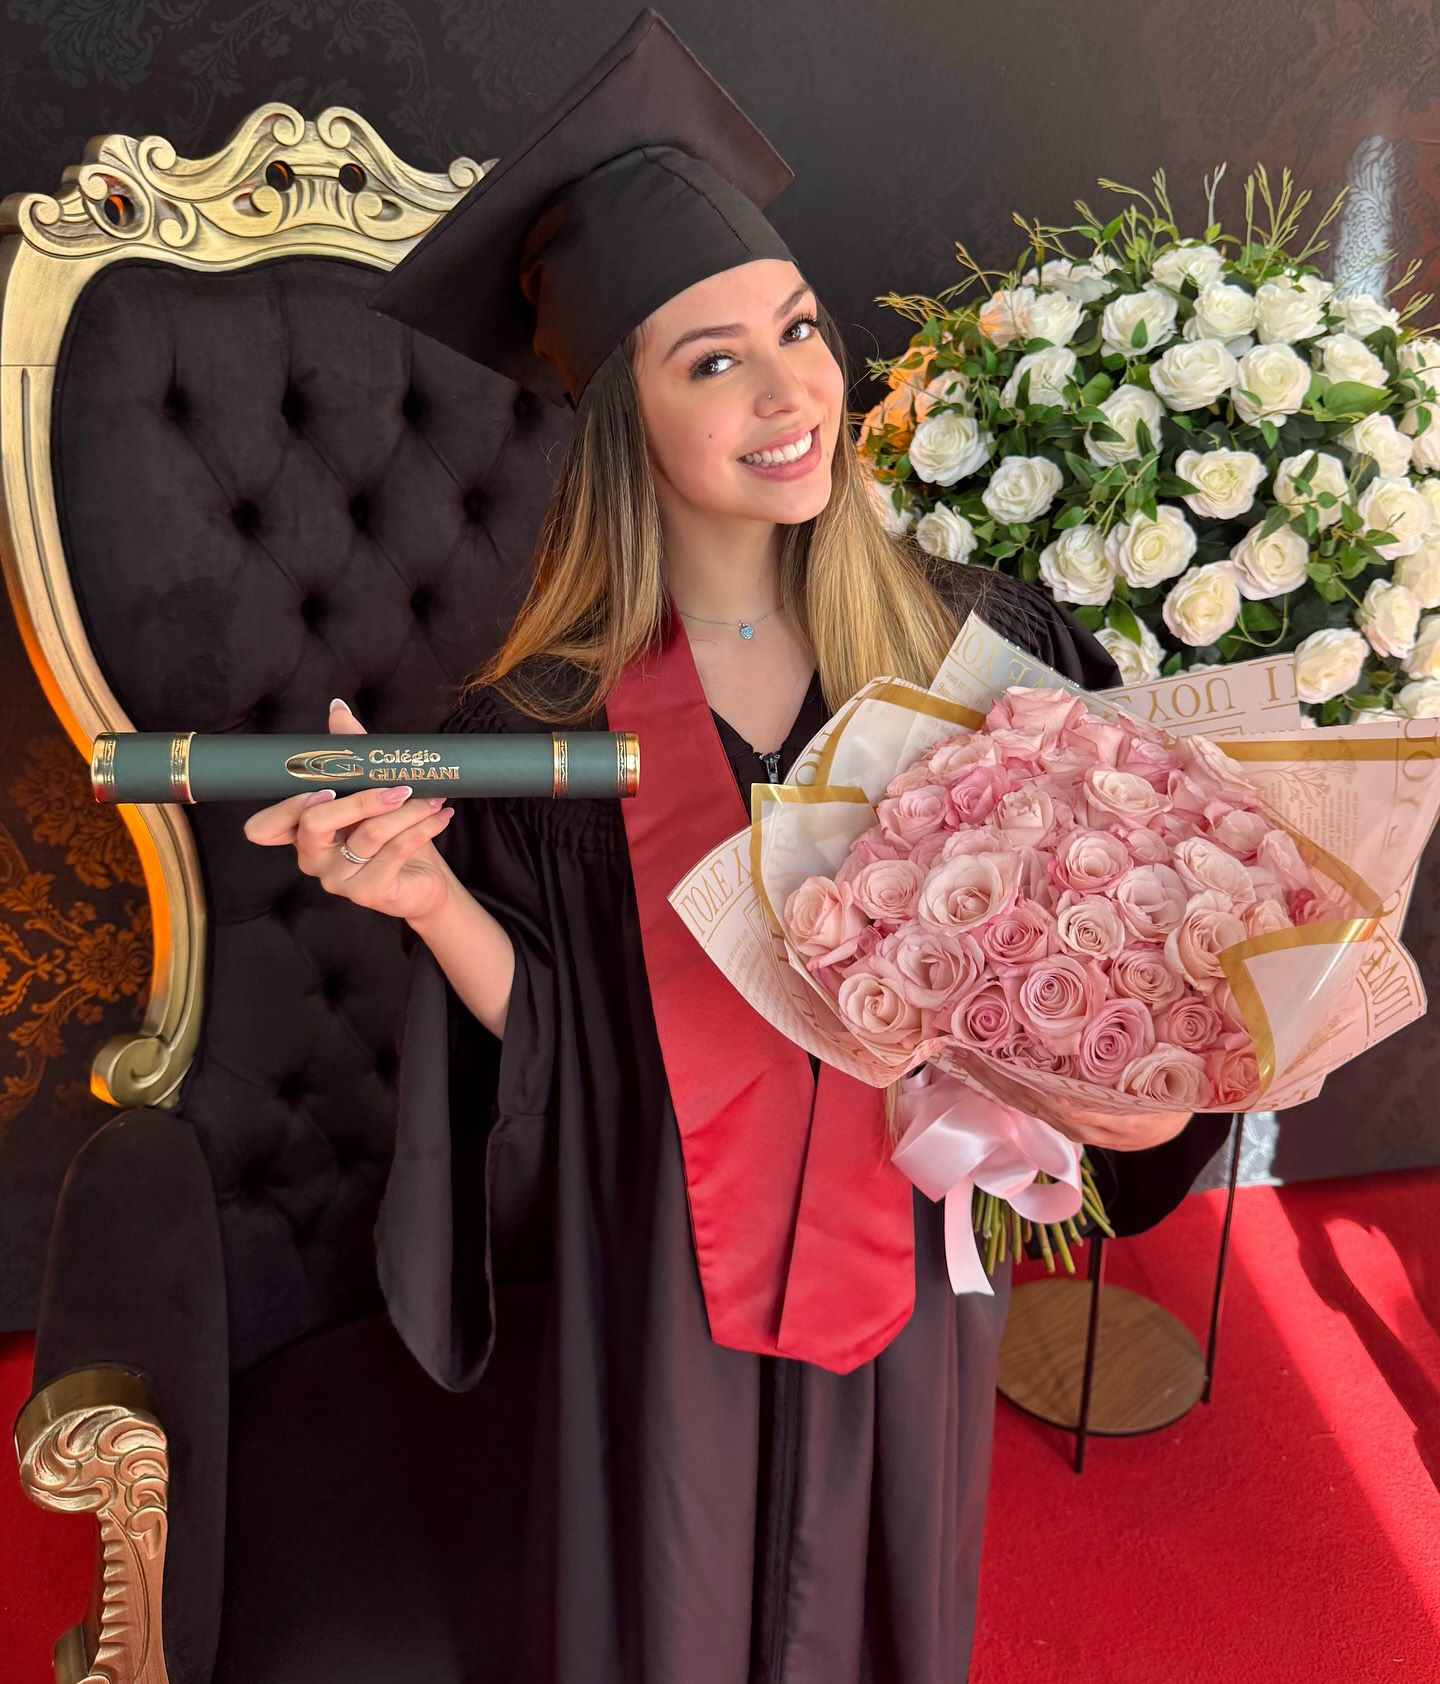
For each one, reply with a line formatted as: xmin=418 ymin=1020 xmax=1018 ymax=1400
xmin=91 ymin=734 xmax=116 ymax=802
xmin=620 ymin=732 xmax=640 ymax=797
xmin=552 ymin=732 xmax=568 ymax=798
xmin=170 ymin=732 xmax=195 ymax=803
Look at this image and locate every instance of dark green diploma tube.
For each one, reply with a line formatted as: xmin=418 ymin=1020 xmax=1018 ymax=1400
xmin=91 ymin=730 xmax=640 ymax=804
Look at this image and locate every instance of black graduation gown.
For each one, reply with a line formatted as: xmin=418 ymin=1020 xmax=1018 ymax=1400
xmin=375 ymin=564 xmax=1225 ymax=1683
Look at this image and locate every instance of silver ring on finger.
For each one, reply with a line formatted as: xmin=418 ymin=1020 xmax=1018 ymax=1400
xmin=339 ymin=842 xmax=375 ymax=866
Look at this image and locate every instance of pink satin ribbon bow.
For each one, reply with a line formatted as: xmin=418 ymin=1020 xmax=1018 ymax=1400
xmin=890 ymin=1066 xmax=1085 ymax=1296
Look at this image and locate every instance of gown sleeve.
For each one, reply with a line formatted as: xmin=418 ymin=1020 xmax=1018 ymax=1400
xmin=927 ymin=558 xmax=1234 ymax=1235
xmin=375 ymin=686 xmax=560 ymax=1391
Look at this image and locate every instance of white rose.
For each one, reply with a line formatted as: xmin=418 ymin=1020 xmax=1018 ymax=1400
xmin=1312 ymin=332 xmax=1390 ymax=390
xmin=1175 ymin=448 xmax=1266 ymax=520
xmin=863 ymin=473 xmax=916 ymax=535
xmin=1400 ymin=402 xmax=1440 ymax=473
xmin=1096 ymin=621 xmax=1164 ymax=684
xmin=1232 ymin=341 xmax=1311 ymax=422
xmin=1001 ymin=346 xmax=1078 ymax=409
xmin=1227 ymin=523 xmax=1310 ymax=599
xmin=1253 ymin=274 xmax=1330 ymax=344
xmin=1356 ymin=474 xmax=1435 ymax=559
xmin=1020 ymin=256 xmax=1119 ymax=304
xmin=1398 ymin=336 xmax=1440 ymax=380
xmin=1404 ymin=612 xmax=1440 ymax=679
xmin=1100 ymin=286 xmax=1179 ymax=357
xmin=1273 ymin=450 xmax=1349 ymax=528
xmin=978 ymin=286 xmax=1035 ymax=348
xmin=1150 ymin=339 xmax=1239 ymax=411
xmin=1187 ymin=280 xmax=1258 ymax=346
xmin=1039 ymin=524 xmax=1115 ymax=605
xmin=910 ymin=370 xmax=973 ymax=424
xmin=982 ymin=455 xmax=1064 ymax=524
xmin=1394 ymin=537 xmax=1440 ymax=608
xmin=1356 ymin=578 xmax=1422 ymax=658
xmin=1341 ymin=413 xmax=1414 ymax=478
xmin=1084 ymin=384 xmax=1166 ymax=466
xmin=1333 ymin=293 xmax=1400 ymax=337
xmin=908 ymin=411 xmax=995 ymax=485
xmin=1104 ymin=504 xmax=1198 ymax=587
xmin=1162 ymin=562 xmax=1242 ymax=646
xmin=1293 ymin=627 xmax=1369 ymax=703
xmin=913 ymin=502 xmax=977 ymax=562
xmin=1020 ymin=289 xmax=1086 ymax=348
xmin=1416 ymin=478 xmax=1440 ymax=531
xmin=1151 ymin=241 xmax=1227 ymax=292
xmin=1396 ymin=678 xmax=1440 ymax=717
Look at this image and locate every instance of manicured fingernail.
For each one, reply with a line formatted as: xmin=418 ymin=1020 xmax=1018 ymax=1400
xmin=385 ymin=784 xmax=412 ymax=801
xmin=330 ymin=697 xmax=350 ymax=713
xmin=308 ymin=789 xmax=338 ymax=804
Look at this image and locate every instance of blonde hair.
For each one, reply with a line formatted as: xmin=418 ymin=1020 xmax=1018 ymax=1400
xmin=466 ymin=297 xmax=968 ymax=723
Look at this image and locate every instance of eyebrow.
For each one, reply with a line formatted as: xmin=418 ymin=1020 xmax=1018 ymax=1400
xmin=663 ymin=281 xmax=815 ymax=363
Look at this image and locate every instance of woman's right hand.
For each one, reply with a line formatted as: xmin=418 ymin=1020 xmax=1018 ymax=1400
xmin=242 ymin=698 xmax=458 ymax=926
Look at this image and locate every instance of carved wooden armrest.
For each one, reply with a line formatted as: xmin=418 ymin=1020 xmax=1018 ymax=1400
xmin=14 ymin=1367 xmax=170 ymax=1684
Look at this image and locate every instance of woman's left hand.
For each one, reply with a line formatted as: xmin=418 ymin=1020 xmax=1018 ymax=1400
xmin=1046 ymin=1105 xmax=1194 ymax=1152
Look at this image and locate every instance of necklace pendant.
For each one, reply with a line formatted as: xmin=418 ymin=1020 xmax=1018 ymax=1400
xmin=738 ymin=622 xmax=754 ymax=640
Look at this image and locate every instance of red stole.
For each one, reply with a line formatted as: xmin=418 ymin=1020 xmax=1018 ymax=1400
xmin=604 ymin=610 xmax=916 ymax=1374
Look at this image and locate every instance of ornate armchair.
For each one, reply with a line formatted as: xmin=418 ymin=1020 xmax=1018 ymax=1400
xmin=3 ymin=107 xmax=573 ymax=1684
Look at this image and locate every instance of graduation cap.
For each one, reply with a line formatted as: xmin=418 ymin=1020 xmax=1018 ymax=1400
xmin=366 ymin=6 xmax=798 ymax=408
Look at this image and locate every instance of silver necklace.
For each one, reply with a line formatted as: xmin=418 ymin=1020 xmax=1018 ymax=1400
xmin=677 ymin=601 xmax=783 ymax=641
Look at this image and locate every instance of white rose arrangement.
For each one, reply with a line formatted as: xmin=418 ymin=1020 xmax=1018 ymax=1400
xmin=858 ymin=164 xmax=1437 ymax=720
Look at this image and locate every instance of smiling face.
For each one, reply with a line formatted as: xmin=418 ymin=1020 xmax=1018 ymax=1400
xmin=629 ymin=258 xmax=845 ymax=534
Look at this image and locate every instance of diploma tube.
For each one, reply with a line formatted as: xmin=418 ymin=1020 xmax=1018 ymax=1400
xmin=90 ymin=730 xmax=640 ymax=804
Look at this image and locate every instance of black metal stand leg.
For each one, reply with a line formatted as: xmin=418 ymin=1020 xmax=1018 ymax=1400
xmin=1073 ymin=1232 xmax=1107 ymax=1473
xmin=1202 ymin=1111 xmax=1245 ymax=1405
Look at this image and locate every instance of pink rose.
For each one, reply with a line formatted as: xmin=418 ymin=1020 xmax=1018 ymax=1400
xmin=847 ymin=858 xmax=927 ymax=924
xmin=1013 ymin=845 xmax=1059 ymax=910
xmin=1062 ymin=713 xmax=1128 ymax=767
xmin=1113 ymin=863 xmax=1188 ymax=941
xmin=1118 ymin=733 xmax=1181 ymax=788
xmin=836 ymin=960 xmax=924 ymax=1049
xmin=937 ymin=825 xmax=1009 ymax=859
xmin=1121 ymin=825 xmax=1173 ymax=865
xmin=882 ymin=926 xmax=985 ymax=1011
xmin=1243 ymin=897 xmax=1292 ymax=937
xmin=1288 ymin=886 xmax=1323 ymax=925
xmin=1119 ymin=1045 xmax=1207 ymax=1108
xmin=1165 ymin=890 xmax=1248 ymax=992
xmin=1110 ymin=946 xmax=1187 ymax=1009
xmin=1011 ymin=954 xmax=1108 ymax=1054
xmin=1078 ymin=998 xmax=1157 ymax=1083
xmin=1205 ymin=803 xmax=1270 ymax=859
xmin=1179 ymin=733 xmax=1266 ymax=805
xmin=1207 ymin=1033 xmax=1260 ymax=1106
xmin=925 ymin=733 xmax=996 ymax=780
xmin=1172 ymin=836 xmax=1258 ymax=906
xmin=1054 ymin=892 xmax=1128 ymax=962
xmin=1155 ymin=997 xmax=1224 ymax=1054
xmin=994 ymin=787 xmax=1057 ymax=848
xmin=1084 ymin=767 xmax=1169 ymax=828
xmin=876 ymin=784 xmax=950 ymax=845
xmin=1256 ymin=830 xmax=1313 ymax=893
xmin=944 ymin=762 xmax=1011 ymax=827
xmin=917 ymin=851 xmax=1020 ymax=933
xmin=1039 ymin=739 xmax=1106 ymax=782
xmin=1052 ymin=828 xmax=1131 ymax=893
xmin=834 ymin=826 xmax=904 ymax=888
xmin=986 ymin=686 xmax=1086 ymax=741
xmin=784 ymin=876 xmax=871 ymax=966
xmin=1166 ymin=769 xmax=1213 ymax=820
xmin=976 ymin=901 xmax=1057 ymax=967
xmin=1003 ymin=1032 xmax=1079 ymax=1077
xmin=1210 ymin=981 xmax=1250 ymax=1034
xmin=948 ymin=977 xmax=1017 ymax=1051
xmin=885 ymin=761 xmax=942 ymax=797
xmin=986 ymin=728 xmax=1050 ymax=774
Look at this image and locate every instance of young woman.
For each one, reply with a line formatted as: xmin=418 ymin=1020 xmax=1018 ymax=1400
xmin=246 ymin=248 xmax=1193 ymax=1681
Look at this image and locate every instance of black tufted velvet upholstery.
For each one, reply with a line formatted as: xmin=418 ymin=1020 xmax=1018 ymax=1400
xmin=49 ymin=253 xmax=574 ymax=1373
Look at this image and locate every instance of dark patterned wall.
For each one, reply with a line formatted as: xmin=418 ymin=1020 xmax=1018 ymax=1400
xmin=2 ymin=1 xmax=1439 ymax=1328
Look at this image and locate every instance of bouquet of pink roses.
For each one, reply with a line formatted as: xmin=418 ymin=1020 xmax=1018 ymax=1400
xmin=671 ymin=613 xmax=1440 ymax=1293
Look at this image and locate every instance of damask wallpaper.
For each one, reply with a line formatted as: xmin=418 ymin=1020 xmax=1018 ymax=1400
xmin=2 ymin=0 xmax=1438 ymax=1328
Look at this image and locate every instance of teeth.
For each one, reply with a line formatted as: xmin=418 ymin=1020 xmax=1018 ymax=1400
xmin=741 ymin=428 xmax=813 ymax=466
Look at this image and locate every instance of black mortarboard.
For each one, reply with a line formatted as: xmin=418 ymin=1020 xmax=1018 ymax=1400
xmin=365 ymin=7 xmax=797 ymax=408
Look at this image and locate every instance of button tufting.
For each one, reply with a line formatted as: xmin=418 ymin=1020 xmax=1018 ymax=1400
xmin=280 ymin=386 xmax=306 ymax=428
xmin=400 ymin=387 xmax=425 ymax=424
xmin=375 ymin=1046 xmax=398 ymax=1086
xmin=162 ymin=385 xmax=190 ymax=424
xmin=409 ymin=585 xmax=433 ymax=622
xmin=348 ymin=490 xmax=372 ymax=530
xmin=276 ymin=1071 xmax=306 ymax=1105
xmin=247 ymin=693 xmax=279 ymax=731
xmin=354 ymin=684 xmax=379 ymax=719
xmin=462 ymin=487 xmax=487 ymax=523
xmin=231 ymin=499 xmax=261 ymax=536
xmin=299 ymin=592 xmax=325 ymax=631
xmin=320 ymin=971 xmax=345 ymax=1005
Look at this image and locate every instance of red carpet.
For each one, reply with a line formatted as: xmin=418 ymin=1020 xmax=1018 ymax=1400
xmin=3 ymin=1170 xmax=1438 ymax=1683
xmin=975 ymin=1167 xmax=1440 ymax=1681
